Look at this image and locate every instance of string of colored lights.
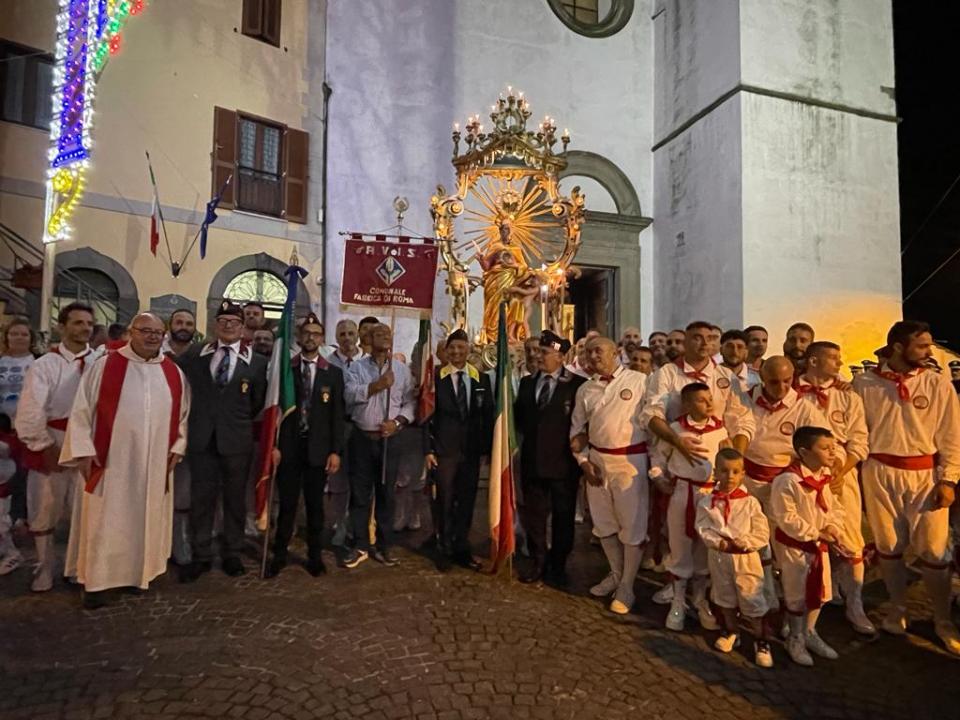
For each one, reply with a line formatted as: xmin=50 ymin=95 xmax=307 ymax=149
xmin=43 ymin=0 xmax=145 ymax=243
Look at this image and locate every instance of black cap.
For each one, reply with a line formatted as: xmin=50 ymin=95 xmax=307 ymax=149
xmin=949 ymin=360 xmax=960 ymax=369
xmin=446 ymin=329 xmax=469 ymax=346
xmin=216 ymin=300 xmax=243 ymax=319
xmin=540 ymin=330 xmax=571 ymax=355
xmin=302 ymin=312 xmax=323 ymax=331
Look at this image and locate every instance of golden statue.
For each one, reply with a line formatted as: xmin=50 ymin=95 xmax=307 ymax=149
xmin=477 ymin=220 xmax=543 ymax=343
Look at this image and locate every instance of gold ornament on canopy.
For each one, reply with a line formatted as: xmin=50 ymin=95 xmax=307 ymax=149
xmin=431 ymin=87 xmax=585 ymax=352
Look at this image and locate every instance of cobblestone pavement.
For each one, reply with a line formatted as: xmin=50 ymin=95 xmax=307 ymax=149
xmin=1 ymin=506 xmax=958 ymax=720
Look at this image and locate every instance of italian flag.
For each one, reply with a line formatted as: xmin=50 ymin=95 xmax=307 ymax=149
xmin=487 ymin=302 xmax=517 ymax=572
xmin=149 ymin=194 xmax=160 ymax=256
xmin=255 ymin=262 xmax=307 ymax=530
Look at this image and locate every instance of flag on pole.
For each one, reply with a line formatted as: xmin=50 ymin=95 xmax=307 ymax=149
xmin=255 ymin=261 xmax=307 ymax=529
xmin=145 ymin=152 xmax=164 ymax=257
xmin=414 ymin=317 xmax=435 ymax=424
xmin=488 ymin=302 xmax=517 ymax=572
xmin=199 ymin=174 xmax=232 ymax=259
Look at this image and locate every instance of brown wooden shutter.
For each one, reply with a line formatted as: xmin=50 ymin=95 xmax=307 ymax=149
xmin=283 ymin=127 xmax=308 ymax=223
xmin=263 ymin=0 xmax=282 ymax=47
xmin=241 ymin=0 xmax=264 ymax=38
xmin=212 ymin=106 xmax=237 ymax=208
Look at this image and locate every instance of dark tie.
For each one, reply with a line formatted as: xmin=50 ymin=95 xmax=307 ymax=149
xmin=455 ymin=370 xmax=468 ymax=420
xmin=537 ymin=375 xmax=553 ymax=409
xmin=215 ymin=346 xmax=231 ymax=388
xmin=299 ymin=360 xmax=312 ymax=434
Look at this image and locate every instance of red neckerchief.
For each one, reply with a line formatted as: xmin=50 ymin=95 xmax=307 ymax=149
xmin=596 ymin=366 xmax=619 ymax=384
xmin=710 ymin=486 xmax=749 ymax=524
xmin=787 ymin=462 xmax=830 ymax=512
xmin=674 ymin=357 xmax=712 ymax=382
xmin=871 ymin=366 xmax=921 ymax=402
xmin=679 ymin=415 xmax=724 ymax=435
xmin=51 ymin=344 xmax=90 ymax=375
xmin=796 ymin=378 xmax=830 ymax=409
xmin=755 ymin=392 xmax=785 ymax=412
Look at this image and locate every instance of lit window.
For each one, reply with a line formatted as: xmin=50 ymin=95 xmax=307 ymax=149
xmin=224 ymin=270 xmax=286 ymax=318
xmin=236 ymin=116 xmax=284 ymax=218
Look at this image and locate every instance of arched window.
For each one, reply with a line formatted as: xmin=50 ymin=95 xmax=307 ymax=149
xmin=53 ymin=268 xmax=119 ymax=326
xmin=547 ymin=0 xmax=634 ymax=38
xmin=223 ymin=269 xmax=286 ymax=319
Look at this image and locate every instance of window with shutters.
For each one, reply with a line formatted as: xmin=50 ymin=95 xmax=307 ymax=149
xmin=211 ymin=106 xmax=309 ymax=223
xmin=0 ymin=40 xmax=54 ymax=130
xmin=241 ymin=0 xmax=282 ymax=47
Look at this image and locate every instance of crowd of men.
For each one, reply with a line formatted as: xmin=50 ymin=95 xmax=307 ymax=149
xmin=0 ymin=300 xmax=958 ymax=669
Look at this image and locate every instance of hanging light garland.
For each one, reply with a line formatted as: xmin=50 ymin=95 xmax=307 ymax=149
xmin=43 ymin=0 xmax=145 ymax=243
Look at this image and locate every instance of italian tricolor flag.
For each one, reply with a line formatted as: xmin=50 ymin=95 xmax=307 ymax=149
xmin=255 ymin=263 xmax=306 ymax=530
xmin=487 ymin=302 xmax=517 ymax=572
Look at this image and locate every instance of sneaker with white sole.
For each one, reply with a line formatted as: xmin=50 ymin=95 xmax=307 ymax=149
xmin=30 ymin=565 xmax=53 ymax=593
xmin=713 ymin=632 xmax=739 ymax=653
xmin=805 ymin=631 xmax=839 ymax=660
xmin=589 ymin=573 xmax=621 ymax=598
xmin=694 ymin=599 xmax=719 ymax=631
xmin=881 ymin=605 xmax=908 ymax=636
xmin=0 ymin=551 xmax=23 ymax=576
xmin=665 ymin=593 xmax=686 ymax=631
xmin=652 ymin=583 xmax=674 ymax=604
xmin=609 ymin=589 xmax=635 ymax=615
xmin=934 ymin=620 xmax=960 ymax=656
xmin=754 ymin=640 xmax=774 ymax=668
xmin=786 ymin=634 xmax=814 ymax=666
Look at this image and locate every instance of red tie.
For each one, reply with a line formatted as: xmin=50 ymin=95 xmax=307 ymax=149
xmin=675 ymin=358 xmax=708 ymax=382
xmin=872 ymin=367 xmax=914 ymax=402
xmin=679 ymin=415 xmax=724 ymax=435
xmin=796 ymin=382 xmax=829 ymax=409
xmin=755 ymin=394 xmax=785 ymax=412
xmin=710 ymin=487 xmax=749 ymax=524
xmin=787 ymin=463 xmax=830 ymax=512
xmin=598 ymin=374 xmax=614 ymax=383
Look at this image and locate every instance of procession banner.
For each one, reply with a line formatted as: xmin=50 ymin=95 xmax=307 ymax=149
xmin=340 ymin=235 xmax=439 ymax=311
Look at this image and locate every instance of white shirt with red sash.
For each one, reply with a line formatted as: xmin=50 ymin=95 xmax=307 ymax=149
xmin=59 ymin=344 xmax=190 ymax=592
xmin=570 ymin=365 xmax=648 ymax=463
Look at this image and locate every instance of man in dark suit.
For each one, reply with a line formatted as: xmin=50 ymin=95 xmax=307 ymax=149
xmin=266 ymin=313 xmax=345 ymax=578
xmin=425 ymin=329 xmax=494 ymax=571
xmin=176 ymin=301 xmax=267 ymax=581
xmin=515 ymin=330 xmax=586 ymax=586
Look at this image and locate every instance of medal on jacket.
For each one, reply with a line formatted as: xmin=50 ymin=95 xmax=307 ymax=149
xmin=240 ymin=379 xmax=249 ymax=394
xmin=321 ymin=386 xmax=331 ymax=403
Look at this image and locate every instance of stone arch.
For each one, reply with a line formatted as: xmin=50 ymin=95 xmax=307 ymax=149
xmin=560 ymin=150 xmax=643 ymax=217
xmin=53 ymin=246 xmax=140 ymax=323
xmin=207 ymin=252 xmax=311 ymax=333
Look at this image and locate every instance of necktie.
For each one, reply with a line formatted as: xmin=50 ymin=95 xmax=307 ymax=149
xmin=455 ymin=370 xmax=468 ymax=420
xmin=299 ymin=359 xmax=312 ymax=433
xmin=215 ymin=346 xmax=231 ymax=388
xmin=537 ymin=375 xmax=553 ymax=409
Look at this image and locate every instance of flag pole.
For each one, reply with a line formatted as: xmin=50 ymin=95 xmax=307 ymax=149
xmin=259 ymin=461 xmax=279 ymax=579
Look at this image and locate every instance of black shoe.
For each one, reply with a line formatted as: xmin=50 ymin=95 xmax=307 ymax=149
xmin=519 ymin=565 xmax=544 ymax=584
xmin=179 ymin=560 xmax=211 ymax=584
xmin=304 ymin=558 xmax=327 ymax=577
xmin=435 ymin=554 xmax=452 ymax=573
xmin=454 ymin=552 xmax=482 ymax=571
xmin=222 ymin=557 xmax=246 ymax=577
xmin=545 ymin=568 xmax=570 ymax=589
xmin=265 ymin=557 xmax=286 ymax=579
xmin=371 ymin=549 xmax=399 ymax=567
xmin=82 ymin=590 xmax=111 ymax=609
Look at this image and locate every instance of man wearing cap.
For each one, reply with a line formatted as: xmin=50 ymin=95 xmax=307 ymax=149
xmin=344 ymin=323 xmax=416 ymax=567
xmin=176 ymin=301 xmax=267 ymax=581
xmin=949 ymin=359 xmax=960 ymax=394
xmin=265 ymin=314 xmax=345 ymax=578
xmin=515 ymin=330 xmax=585 ymax=585
xmin=425 ymin=330 xmax=493 ymax=571
xmin=853 ymin=320 xmax=960 ymax=655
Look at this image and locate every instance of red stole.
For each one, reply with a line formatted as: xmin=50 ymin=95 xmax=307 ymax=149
xmin=86 ymin=351 xmax=183 ymax=493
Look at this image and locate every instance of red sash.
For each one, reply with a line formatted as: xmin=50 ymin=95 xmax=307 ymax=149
xmin=86 ymin=352 xmax=183 ymax=493
xmin=676 ymin=476 xmax=715 ymax=539
xmin=775 ymin=527 xmax=828 ymax=610
xmin=589 ymin=442 xmax=648 ymax=456
xmin=743 ymin=457 xmax=786 ymax=483
xmin=867 ymin=453 xmax=935 ymax=471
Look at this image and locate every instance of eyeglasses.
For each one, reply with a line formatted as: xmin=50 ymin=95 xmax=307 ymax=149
xmin=216 ymin=318 xmax=242 ymax=327
xmin=131 ymin=327 xmax=165 ymax=337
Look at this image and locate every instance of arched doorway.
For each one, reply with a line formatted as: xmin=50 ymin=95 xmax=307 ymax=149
xmin=54 ymin=268 xmax=120 ymax=326
xmin=224 ymin=270 xmax=287 ymax=320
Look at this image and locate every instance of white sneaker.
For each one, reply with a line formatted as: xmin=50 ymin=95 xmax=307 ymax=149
xmin=665 ymin=594 xmax=686 ymax=631
xmin=754 ymin=640 xmax=774 ymax=668
xmin=805 ymin=631 xmax=839 ymax=660
xmin=845 ymin=603 xmax=877 ymax=635
xmin=713 ymin=632 xmax=739 ymax=653
xmin=31 ymin=565 xmax=53 ymax=593
xmin=786 ymin=634 xmax=814 ymax=666
xmin=652 ymin=583 xmax=674 ymax=604
xmin=589 ymin=573 xmax=620 ymax=598
xmin=609 ymin=589 xmax=634 ymax=615
xmin=0 ymin=551 xmax=23 ymax=576
xmin=934 ymin=620 xmax=960 ymax=656
xmin=881 ymin=605 xmax=908 ymax=636
xmin=694 ymin=599 xmax=719 ymax=631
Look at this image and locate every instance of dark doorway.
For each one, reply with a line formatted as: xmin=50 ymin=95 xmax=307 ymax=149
xmin=567 ymin=266 xmax=617 ymax=339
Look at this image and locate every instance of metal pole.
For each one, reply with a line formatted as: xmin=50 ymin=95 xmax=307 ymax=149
xmin=259 ymin=462 xmax=278 ymax=579
xmin=39 ymin=241 xmax=57 ymax=334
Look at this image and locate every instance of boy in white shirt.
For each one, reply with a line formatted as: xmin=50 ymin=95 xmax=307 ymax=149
xmin=696 ymin=448 xmax=772 ymax=667
xmin=650 ymin=383 xmax=728 ymax=632
xmin=771 ymin=426 xmax=847 ymax=666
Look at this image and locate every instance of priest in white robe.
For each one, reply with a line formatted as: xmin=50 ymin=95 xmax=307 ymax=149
xmin=61 ymin=313 xmax=190 ymax=608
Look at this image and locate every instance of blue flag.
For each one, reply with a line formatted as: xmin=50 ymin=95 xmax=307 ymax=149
xmin=200 ymin=175 xmax=232 ymax=259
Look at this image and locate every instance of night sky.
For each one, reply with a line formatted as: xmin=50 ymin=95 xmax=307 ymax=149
xmin=893 ymin=1 xmax=960 ymax=350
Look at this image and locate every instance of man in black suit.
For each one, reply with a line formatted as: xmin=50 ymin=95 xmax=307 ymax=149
xmin=425 ymin=329 xmax=493 ymax=571
xmin=176 ymin=301 xmax=267 ymax=581
xmin=515 ymin=330 xmax=586 ymax=586
xmin=266 ymin=313 xmax=345 ymax=578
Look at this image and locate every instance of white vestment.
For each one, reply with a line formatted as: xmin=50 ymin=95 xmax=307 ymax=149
xmin=61 ymin=345 xmax=190 ymax=592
